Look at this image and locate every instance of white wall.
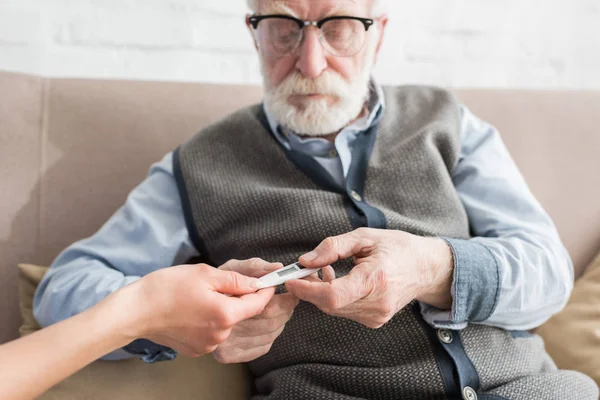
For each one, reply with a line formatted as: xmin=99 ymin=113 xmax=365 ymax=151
xmin=0 ymin=0 xmax=598 ymax=88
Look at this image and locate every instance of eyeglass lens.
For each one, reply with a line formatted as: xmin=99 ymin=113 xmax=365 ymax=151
xmin=255 ymin=17 xmax=367 ymax=57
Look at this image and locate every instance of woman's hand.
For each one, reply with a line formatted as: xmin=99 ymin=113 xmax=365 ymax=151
xmin=115 ymin=262 xmax=275 ymax=357
xmin=212 ymin=259 xmax=299 ymax=364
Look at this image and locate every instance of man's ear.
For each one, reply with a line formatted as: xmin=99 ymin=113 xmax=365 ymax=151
xmin=246 ymin=14 xmax=259 ymax=51
xmin=373 ymin=16 xmax=389 ymax=64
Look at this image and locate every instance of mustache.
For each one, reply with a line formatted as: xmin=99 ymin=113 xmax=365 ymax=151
xmin=275 ymin=70 xmax=351 ymax=98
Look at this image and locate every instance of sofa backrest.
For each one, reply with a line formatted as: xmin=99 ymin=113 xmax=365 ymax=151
xmin=1 ymin=70 xmax=599 ymax=343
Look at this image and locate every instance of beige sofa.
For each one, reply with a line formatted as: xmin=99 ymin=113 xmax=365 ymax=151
xmin=1 ymin=70 xmax=600 ymax=398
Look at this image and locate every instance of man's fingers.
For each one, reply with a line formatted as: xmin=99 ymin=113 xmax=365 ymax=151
xmin=285 ymin=271 xmax=370 ymax=311
xmin=236 ymin=311 xmax=292 ymax=336
xmin=322 ymin=266 xmax=336 ymax=282
xmin=284 ymin=279 xmax=327 ymax=306
xmin=229 ymin=326 xmax=285 ymax=350
xmin=302 ymin=274 xmax=322 ymax=284
xmin=299 ymin=229 xmax=376 ymax=268
xmin=220 ymin=258 xmax=283 ymax=278
xmin=215 ymin=343 xmax=273 ymax=364
xmin=302 ymin=266 xmax=334 ymax=284
xmin=257 ymin=293 xmax=299 ymax=319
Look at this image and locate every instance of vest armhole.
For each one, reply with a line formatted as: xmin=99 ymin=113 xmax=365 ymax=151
xmin=172 ymin=147 xmax=215 ymax=266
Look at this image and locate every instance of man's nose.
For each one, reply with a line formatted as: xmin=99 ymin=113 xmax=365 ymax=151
xmin=295 ymin=27 xmax=327 ymax=79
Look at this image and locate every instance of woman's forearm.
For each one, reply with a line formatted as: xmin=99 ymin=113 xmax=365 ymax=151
xmin=0 ymin=262 xmax=271 ymax=400
xmin=0 ymin=290 xmax=137 ymax=400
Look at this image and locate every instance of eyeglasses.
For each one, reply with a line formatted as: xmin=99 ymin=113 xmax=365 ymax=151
xmin=248 ymin=14 xmax=375 ymax=58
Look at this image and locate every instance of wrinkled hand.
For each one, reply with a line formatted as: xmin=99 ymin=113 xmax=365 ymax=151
xmin=120 ymin=263 xmax=274 ymax=358
xmin=285 ymin=228 xmax=454 ymax=329
xmin=212 ymin=258 xmax=300 ymax=364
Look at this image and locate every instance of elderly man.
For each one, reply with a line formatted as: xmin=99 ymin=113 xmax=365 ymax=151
xmin=34 ymin=0 xmax=598 ymax=399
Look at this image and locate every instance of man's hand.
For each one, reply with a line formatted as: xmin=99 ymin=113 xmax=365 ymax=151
xmin=118 ymin=262 xmax=275 ymax=358
xmin=212 ymin=259 xmax=300 ymax=364
xmin=285 ymin=228 xmax=454 ymax=329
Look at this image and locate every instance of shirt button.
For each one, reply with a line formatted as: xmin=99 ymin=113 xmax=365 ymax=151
xmin=437 ymin=329 xmax=453 ymax=344
xmin=350 ymin=190 xmax=362 ymax=202
xmin=462 ymin=386 xmax=477 ymax=400
xmin=328 ymin=149 xmax=338 ymax=158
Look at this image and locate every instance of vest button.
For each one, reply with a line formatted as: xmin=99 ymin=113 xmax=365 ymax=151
xmin=328 ymin=149 xmax=338 ymax=158
xmin=462 ymin=386 xmax=477 ymax=400
xmin=350 ymin=190 xmax=362 ymax=202
xmin=437 ymin=329 xmax=453 ymax=344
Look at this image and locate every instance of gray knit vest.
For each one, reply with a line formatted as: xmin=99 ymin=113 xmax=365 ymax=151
xmin=174 ymin=86 xmax=597 ymax=400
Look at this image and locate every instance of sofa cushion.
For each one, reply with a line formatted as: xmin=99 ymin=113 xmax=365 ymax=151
xmin=18 ymin=264 xmax=45 ymax=336
xmin=17 ymin=264 xmax=250 ymax=400
xmin=536 ymin=250 xmax=600 ymax=386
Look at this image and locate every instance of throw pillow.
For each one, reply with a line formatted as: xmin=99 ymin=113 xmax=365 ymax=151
xmin=536 ymin=251 xmax=600 ymax=386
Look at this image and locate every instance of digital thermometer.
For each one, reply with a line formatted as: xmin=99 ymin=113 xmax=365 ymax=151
xmin=258 ymin=262 xmax=321 ymax=289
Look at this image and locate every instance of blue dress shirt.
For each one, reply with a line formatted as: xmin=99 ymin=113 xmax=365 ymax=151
xmin=33 ymin=82 xmax=573 ymax=361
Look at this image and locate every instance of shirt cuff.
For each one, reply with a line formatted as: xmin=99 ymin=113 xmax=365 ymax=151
xmin=419 ymin=238 xmax=501 ymax=329
xmin=122 ymin=339 xmax=178 ymax=363
xmin=101 ymin=348 xmax=137 ymax=361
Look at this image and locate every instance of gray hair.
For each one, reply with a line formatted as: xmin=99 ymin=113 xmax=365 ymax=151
xmin=246 ymin=0 xmax=389 ymax=17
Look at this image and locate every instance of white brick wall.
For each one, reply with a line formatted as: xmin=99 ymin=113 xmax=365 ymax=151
xmin=0 ymin=0 xmax=598 ymax=88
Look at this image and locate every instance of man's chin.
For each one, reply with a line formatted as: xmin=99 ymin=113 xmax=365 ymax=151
xmin=288 ymin=95 xmax=336 ymax=112
xmin=282 ymin=112 xmax=351 ymax=137
xmin=266 ymin=94 xmax=364 ymax=136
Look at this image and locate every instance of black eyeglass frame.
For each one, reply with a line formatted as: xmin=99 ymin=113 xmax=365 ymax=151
xmin=248 ymin=14 xmax=375 ymax=31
